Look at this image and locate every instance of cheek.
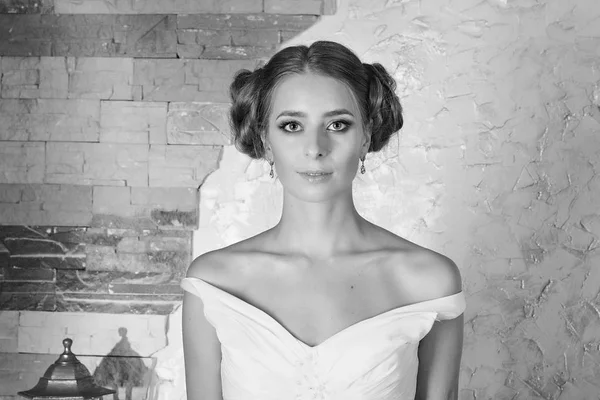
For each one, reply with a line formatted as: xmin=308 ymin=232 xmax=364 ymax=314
xmin=269 ymin=138 xmax=295 ymax=168
xmin=332 ymin=143 xmax=361 ymax=174
xmin=341 ymin=153 xmax=360 ymax=173
xmin=337 ymin=135 xmax=364 ymax=158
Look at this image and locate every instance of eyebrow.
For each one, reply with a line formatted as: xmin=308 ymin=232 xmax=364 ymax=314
xmin=276 ymin=108 xmax=355 ymax=119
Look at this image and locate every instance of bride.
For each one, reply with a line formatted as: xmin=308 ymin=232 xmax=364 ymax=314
xmin=181 ymin=40 xmax=465 ymax=400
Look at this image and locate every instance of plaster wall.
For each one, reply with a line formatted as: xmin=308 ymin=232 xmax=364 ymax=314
xmin=183 ymin=0 xmax=600 ymax=399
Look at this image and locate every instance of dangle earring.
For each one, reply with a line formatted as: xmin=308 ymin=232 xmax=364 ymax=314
xmin=360 ymin=157 xmax=366 ymax=174
xmin=269 ymin=160 xmax=274 ymax=178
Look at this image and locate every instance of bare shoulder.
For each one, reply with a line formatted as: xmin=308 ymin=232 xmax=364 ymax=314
xmin=186 ymin=248 xmax=230 ymax=282
xmin=185 ymin=231 xmax=273 ymax=284
xmin=371 ymin=226 xmax=462 ymax=301
xmin=403 ymin=246 xmax=462 ymax=297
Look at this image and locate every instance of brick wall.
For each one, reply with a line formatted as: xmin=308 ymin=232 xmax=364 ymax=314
xmin=0 ymin=0 xmax=333 ymax=398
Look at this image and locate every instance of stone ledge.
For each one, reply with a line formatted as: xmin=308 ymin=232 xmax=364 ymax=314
xmin=109 ymin=283 xmax=182 ymax=295
xmin=56 ymin=294 xmax=180 ymax=314
xmin=56 ymin=270 xmax=184 ymax=294
xmin=0 ymin=286 xmax=182 ymax=314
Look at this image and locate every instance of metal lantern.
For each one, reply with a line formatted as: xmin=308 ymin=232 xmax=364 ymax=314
xmin=18 ymin=338 xmax=116 ymax=400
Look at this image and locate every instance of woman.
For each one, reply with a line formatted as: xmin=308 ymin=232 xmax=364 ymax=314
xmin=181 ymin=41 xmax=465 ymax=400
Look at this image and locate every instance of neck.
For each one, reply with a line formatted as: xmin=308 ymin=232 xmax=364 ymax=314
xmin=271 ymin=190 xmax=367 ymax=260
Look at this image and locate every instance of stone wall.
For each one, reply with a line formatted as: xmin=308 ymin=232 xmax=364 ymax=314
xmin=0 ymin=1 xmax=331 ymax=398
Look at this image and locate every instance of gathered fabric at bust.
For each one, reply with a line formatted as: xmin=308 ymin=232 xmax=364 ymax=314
xmin=181 ymin=277 xmax=466 ymax=400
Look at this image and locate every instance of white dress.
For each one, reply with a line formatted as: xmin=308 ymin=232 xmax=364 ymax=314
xmin=181 ymin=277 xmax=466 ymax=400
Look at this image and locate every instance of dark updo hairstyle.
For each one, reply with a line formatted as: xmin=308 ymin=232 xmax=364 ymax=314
xmin=229 ymin=40 xmax=404 ymax=159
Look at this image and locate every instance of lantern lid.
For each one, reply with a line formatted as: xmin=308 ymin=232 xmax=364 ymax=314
xmin=18 ymin=338 xmax=116 ymax=399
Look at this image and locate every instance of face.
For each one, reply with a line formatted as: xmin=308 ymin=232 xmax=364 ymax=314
xmin=265 ymin=73 xmax=371 ymax=202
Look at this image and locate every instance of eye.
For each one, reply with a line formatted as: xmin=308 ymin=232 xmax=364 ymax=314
xmin=327 ymin=120 xmax=352 ymax=132
xmin=278 ymin=121 xmax=302 ymax=133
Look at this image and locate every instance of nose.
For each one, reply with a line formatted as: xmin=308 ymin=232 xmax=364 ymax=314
xmin=303 ymin=127 xmax=330 ymax=158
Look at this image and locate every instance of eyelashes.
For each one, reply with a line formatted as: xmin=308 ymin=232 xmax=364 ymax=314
xmin=278 ymin=120 xmax=302 ymax=133
xmin=277 ymin=120 xmax=354 ymax=133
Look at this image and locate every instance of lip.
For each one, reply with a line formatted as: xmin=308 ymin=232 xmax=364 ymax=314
xmin=298 ymin=170 xmax=333 ymax=175
xmin=298 ymin=171 xmax=333 ymax=183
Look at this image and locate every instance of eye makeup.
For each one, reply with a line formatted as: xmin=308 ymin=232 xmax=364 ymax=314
xmin=277 ymin=119 xmax=354 ymax=133
xmin=327 ymin=120 xmax=353 ymax=132
xmin=278 ymin=120 xmax=302 ymax=133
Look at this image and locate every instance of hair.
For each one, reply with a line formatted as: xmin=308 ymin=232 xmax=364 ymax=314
xmin=229 ymin=40 xmax=404 ymax=159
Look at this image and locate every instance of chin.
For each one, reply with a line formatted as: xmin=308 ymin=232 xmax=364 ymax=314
xmin=284 ymin=178 xmax=350 ymax=203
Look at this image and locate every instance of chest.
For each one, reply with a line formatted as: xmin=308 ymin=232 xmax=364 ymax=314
xmin=224 ymin=261 xmax=409 ymax=347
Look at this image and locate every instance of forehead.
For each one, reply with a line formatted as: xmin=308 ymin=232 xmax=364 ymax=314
xmin=270 ymin=73 xmax=360 ymax=116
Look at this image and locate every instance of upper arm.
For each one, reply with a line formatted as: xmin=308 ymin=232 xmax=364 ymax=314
xmin=414 ymin=252 xmax=464 ymax=400
xmin=182 ymin=254 xmax=225 ymax=400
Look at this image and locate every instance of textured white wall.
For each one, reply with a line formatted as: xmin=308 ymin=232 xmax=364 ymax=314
xmin=188 ymin=1 xmax=600 ymax=399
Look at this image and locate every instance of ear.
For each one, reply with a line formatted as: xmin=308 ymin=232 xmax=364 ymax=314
xmin=360 ymin=125 xmax=372 ymax=157
xmin=263 ymin=135 xmax=274 ymax=161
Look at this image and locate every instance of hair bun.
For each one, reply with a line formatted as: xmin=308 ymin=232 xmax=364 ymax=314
xmin=229 ymin=69 xmax=265 ymax=159
xmin=363 ymin=62 xmax=404 ymax=152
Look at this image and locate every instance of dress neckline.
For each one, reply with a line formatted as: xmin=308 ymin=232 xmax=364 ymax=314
xmin=183 ymin=276 xmax=464 ymax=350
